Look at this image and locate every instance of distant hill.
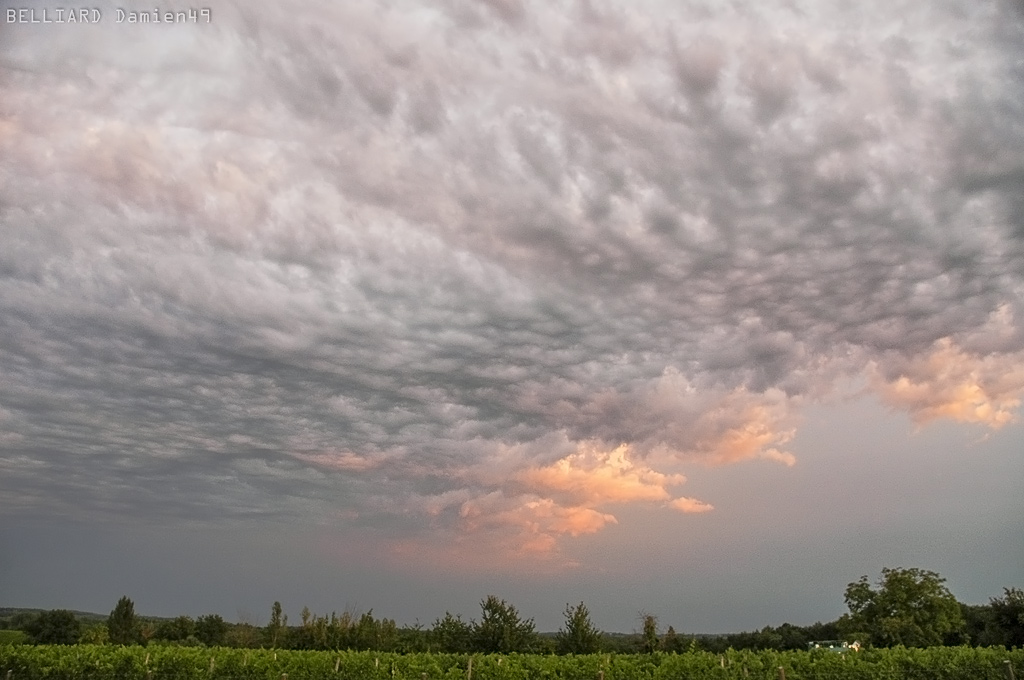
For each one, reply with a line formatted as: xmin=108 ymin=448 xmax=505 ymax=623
xmin=0 ymin=607 xmax=174 ymax=626
xmin=1 ymin=607 xmax=106 ymax=623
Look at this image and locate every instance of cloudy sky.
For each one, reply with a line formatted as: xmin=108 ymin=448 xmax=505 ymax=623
xmin=1 ymin=0 xmax=1023 ymax=633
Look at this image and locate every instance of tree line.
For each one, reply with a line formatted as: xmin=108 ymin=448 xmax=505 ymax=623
xmin=3 ymin=569 xmax=1022 ymax=652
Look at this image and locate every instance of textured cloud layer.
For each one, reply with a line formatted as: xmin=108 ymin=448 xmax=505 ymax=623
xmin=1 ymin=0 xmax=1023 ymax=562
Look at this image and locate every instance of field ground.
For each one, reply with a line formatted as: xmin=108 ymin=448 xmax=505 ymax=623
xmin=1 ymin=645 xmax=1022 ymax=680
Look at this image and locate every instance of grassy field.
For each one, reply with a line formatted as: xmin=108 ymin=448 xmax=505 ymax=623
xmin=1 ymin=645 xmax=1022 ymax=680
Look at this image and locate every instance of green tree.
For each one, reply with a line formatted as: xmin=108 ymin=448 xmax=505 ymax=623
xmin=194 ymin=614 xmax=228 ymax=646
xmin=24 ymin=610 xmax=81 ymax=645
xmin=353 ymin=610 xmax=379 ymax=650
xmin=639 ymin=611 xmax=660 ymax=653
xmin=79 ymin=623 xmax=109 ymax=645
xmin=990 ymin=587 xmax=1024 ymax=647
xmin=471 ymin=596 xmax=538 ymax=653
xmin=431 ymin=612 xmax=472 ymax=653
xmin=843 ymin=567 xmax=964 ymax=647
xmin=153 ymin=616 xmax=195 ymax=642
xmin=353 ymin=611 xmax=398 ymax=651
xmin=556 ymin=602 xmax=602 ymax=654
xmin=662 ymin=625 xmax=682 ymax=653
xmin=308 ymin=612 xmax=329 ymax=649
xmin=290 ymin=609 xmax=316 ymax=650
xmin=108 ymin=596 xmax=142 ymax=646
xmin=775 ymin=622 xmax=813 ymax=650
xmin=267 ymin=601 xmax=287 ymax=647
xmin=327 ymin=611 xmax=354 ymax=649
xmin=395 ymin=623 xmax=430 ymax=653
xmin=225 ymin=623 xmax=261 ymax=648
xmin=6 ymin=611 xmax=38 ymax=630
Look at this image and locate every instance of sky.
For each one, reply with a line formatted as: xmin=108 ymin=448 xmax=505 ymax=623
xmin=0 ymin=0 xmax=1023 ymax=634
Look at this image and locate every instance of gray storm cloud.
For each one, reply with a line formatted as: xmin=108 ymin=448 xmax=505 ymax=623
xmin=1 ymin=0 xmax=1023 ymax=561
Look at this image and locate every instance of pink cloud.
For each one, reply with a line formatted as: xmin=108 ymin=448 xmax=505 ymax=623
xmin=870 ymin=338 xmax=1024 ymax=428
xmin=518 ymin=442 xmax=685 ymax=505
xmin=668 ymin=497 xmax=715 ymax=514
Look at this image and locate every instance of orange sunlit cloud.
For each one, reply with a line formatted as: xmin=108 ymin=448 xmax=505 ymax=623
xmin=666 ymin=384 xmax=800 ymax=467
xmin=519 ymin=498 xmax=619 ymax=537
xmin=518 ymin=442 xmax=685 ymax=505
xmin=758 ymin=448 xmax=797 ymax=467
xmin=292 ymin=334 xmax=1024 ymax=568
xmin=411 ymin=441 xmax=716 ymax=562
xmin=870 ymin=337 xmax=1024 ymax=428
xmin=458 ymin=492 xmax=617 ymax=536
xmin=451 ymin=491 xmax=617 ymax=563
xmin=397 ymin=391 xmax=800 ymax=561
xmin=668 ymin=496 xmax=715 ymax=513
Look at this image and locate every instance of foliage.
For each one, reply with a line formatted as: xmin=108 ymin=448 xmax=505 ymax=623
xmin=2 ymin=571 xmax=1014 ymax=657
xmin=225 ymin=623 xmax=262 ymax=648
xmin=194 ymin=614 xmax=228 ymax=647
xmin=0 ymin=629 xmax=29 ymax=645
xmin=431 ymin=613 xmax=472 ymax=654
xmin=285 ymin=607 xmax=400 ymax=651
xmin=990 ymin=587 xmax=1024 ymax=648
xmin=639 ymin=612 xmax=659 ymax=654
xmin=23 ymin=611 xmax=81 ymax=646
xmin=960 ymin=604 xmax=998 ymax=646
xmin=843 ymin=568 xmax=965 ymax=648
xmin=77 ymin=623 xmax=108 ymax=645
xmin=661 ymin=626 xmax=680 ymax=653
xmin=267 ymin=602 xmax=287 ymax=648
xmin=107 ymin=597 xmax=141 ymax=646
xmin=471 ymin=596 xmax=538 ymax=654
xmin=556 ymin=602 xmax=603 ymax=655
xmin=0 ymin=613 xmax=43 ymax=632
xmin=354 ymin=610 xmax=399 ymax=651
xmin=153 ymin=616 xmax=196 ymax=643
xmin=1 ymin=645 xmax=1022 ymax=680
xmin=394 ymin=624 xmax=431 ymax=654
xmin=694 ymin=621 xmax=844 ymax=653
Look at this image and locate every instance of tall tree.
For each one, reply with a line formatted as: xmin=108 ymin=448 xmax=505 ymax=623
xmin=107 ymin=596 xmax=141 ymax=646
xmin=663 ymin=625 xmax=692 ymax=653
xmin=267 ymin=601 xmax=288 ymax=647
xmin=328 ymin=611 xmax=355 ymax=650
xmin=556 ymin=602 xmax=603 ymax=654
xmin=24 ymin=609 xmax=81 ymax=645
xmin=353 ymin=610 xmax=379 ymax=650
xmin=471 ymin=596 xmax=538 ymax=653
xmin=640 ymin=612 xmax=660 ymax=653
xmin=843 ymin=567 xmax=964 ymax=647
xmin=661 ymin=625 xmax=679 ymax=653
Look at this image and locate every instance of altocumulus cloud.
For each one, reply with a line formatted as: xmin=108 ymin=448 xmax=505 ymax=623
xmin=1 ymin=0 xmax=1023 ymax=566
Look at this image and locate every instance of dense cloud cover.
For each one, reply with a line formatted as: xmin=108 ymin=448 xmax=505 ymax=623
xmin=2 ymin=0 xmax=1023 ymax=567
